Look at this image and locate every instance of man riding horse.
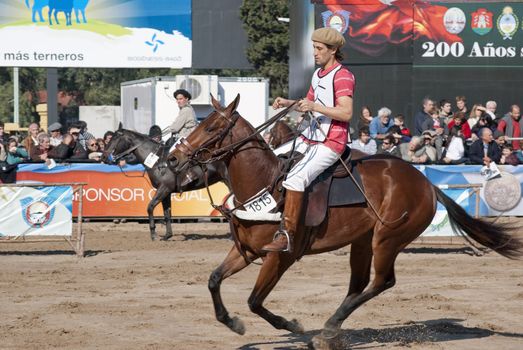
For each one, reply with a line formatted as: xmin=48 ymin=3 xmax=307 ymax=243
xmin=262 ymin=27 xmax=355 ymax=253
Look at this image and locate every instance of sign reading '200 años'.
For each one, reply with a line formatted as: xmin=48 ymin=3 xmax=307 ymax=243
xmin=316 ymin=1 xmax=523 ymax=67
xmin=415 ymin=3 xmax=523 ymax=66
xmin=0 ymin=0 xmax=192 ymax=68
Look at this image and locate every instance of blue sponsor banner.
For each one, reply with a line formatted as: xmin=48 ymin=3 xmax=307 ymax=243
xmin=416 ymin=164 xmax=523 ymax=216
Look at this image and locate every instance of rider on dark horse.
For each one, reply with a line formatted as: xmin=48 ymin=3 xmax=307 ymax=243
xmin=262 ymin=27 xmax=355 ymax=253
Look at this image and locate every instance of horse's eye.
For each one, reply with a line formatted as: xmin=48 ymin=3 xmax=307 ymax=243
xmin=205 ymin=126 xmax=216 ymax=133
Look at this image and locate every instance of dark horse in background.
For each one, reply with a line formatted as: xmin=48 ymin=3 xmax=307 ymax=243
xmin=102 ymin=124 xmax=229 ymax=241
xmin=170 ymin=95 xmax=522 ymax=349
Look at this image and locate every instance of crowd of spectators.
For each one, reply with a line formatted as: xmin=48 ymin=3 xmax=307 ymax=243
xmin=1 ymin=95 xmax=522 ymax=173
xmin=0 ymin=120 xmax=111 ymax=169
xmin=350 ymin=96 xmax=523 ymax=168
xmin=0 ymin=121 xmax=171 ymax=176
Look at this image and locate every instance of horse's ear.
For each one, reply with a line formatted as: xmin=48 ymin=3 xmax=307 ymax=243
xmin=210 ymin=94 xmax=222 ymax=111
xmin=118 ymin=122 xmax=123 ymax=131
xmin=225 ymin=94 xmax=240 ymax=114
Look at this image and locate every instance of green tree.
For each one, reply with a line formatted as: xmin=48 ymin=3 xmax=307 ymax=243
xmin=0 ymin=67 xmax=45 ymax=126
xmin=240 ymin=0 xmax=289 ymax=101
xmin=58 ymin=68 xmax=178 ymax=105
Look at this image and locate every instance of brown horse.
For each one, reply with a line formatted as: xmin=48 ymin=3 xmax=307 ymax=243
xmin=170 ymin=95 xmax=522 ymax=349
xmin=268 ymin=120 xmax=297 ymax=149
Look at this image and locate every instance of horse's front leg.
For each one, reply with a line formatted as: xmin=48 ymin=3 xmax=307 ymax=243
xmin=247 ymin=252 xmax=304 ymax=334
xmin=209 ymin=244 xmax=257 ymax=335
xmin=160 ymin=196 xmax=173 ymax=241
xmin=147 ymin=190 xmax=164 ymax=241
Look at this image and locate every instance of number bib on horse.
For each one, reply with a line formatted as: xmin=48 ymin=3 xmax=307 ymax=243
xmin=301 ymin=65 xmax=342 ymax=142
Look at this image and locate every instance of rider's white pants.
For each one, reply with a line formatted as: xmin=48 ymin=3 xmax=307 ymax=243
xmin=282 ymin=139 xmax=340 ymax=192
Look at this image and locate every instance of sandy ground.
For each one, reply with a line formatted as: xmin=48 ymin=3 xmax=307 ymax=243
xmin=0 ymin=221 xmax=522 ymax=350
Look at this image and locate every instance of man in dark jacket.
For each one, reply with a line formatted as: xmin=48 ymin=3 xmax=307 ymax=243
xmin=468 ymin=127 xmax=501 ymax=165
xmin=413 ymin=97 xmax=434 ymax=136
xmin=67 ymin=126 xmax=88 ymax=160
xmin=48 ymin=133 xmax=74 ymax=160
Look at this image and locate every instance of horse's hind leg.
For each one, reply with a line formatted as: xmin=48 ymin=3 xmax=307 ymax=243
xmin=346 ymin=233 xmax=373 ymax=298
xmin=160 ymin=196 xmax=173 ymax=241
xmin=247 ymin=253 xmax=304 ymax=334
xmin=314 ymin=238 xmax=400 ymax=347
xmin=209 ymin=244 xmax=257 ymax=335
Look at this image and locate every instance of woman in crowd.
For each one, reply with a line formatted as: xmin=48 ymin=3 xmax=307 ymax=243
xmin=442 ymin=126 xmax=466 ymax=164
xmin=103 ymin=131 xmax=114 ymax=146
xmin=357 ymin=106 xmax=373 ymax=133
xmin=5 ymin=137 xmax=28 ymax=164
xmin=467 ymin=104 xmax=485 ymax=130
xmin=30 ymin=132 xmax=52 ymax=161
xmin=96 ymin=138 xmax=105 ymax=152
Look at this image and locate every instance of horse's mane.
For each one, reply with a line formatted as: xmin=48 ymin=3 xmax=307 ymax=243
xmin=122 ymin=128 xmax=165 ymax=146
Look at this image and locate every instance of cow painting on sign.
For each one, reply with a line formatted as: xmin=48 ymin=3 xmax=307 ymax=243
xmin=25 ymin=0 xmax=89 ymax=24
xmin=73 ymin=0 xmax=90 ymax=24
xmin=49 ymin=0 xmax=73 ymax=26
xmin=25 ymin=0 xmax=48 ymax=23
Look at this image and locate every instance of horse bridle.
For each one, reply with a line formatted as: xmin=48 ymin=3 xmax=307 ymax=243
xmin=173 ymin=103 xmax=297 ymax=171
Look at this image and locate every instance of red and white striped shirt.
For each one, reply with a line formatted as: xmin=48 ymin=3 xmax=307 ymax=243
xmin=306 ymin=62 xmax=355 ymax=154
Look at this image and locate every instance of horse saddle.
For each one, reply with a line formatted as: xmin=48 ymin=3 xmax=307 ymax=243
xmin=303 ymin=148 xmax=367 ymax=227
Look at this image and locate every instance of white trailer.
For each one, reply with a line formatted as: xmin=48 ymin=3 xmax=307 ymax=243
xmin=120 ymin=76 xmax=269 ymax=138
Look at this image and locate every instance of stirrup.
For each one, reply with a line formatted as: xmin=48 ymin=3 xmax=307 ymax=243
xmin=273 ymin=229 xmax=292 ymax=253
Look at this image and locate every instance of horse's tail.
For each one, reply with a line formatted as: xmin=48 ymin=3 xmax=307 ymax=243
xmin=434 ymin=185 xmax=523 ymax=259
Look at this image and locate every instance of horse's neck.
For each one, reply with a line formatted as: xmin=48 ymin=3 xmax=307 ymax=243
xmin=128 ymin=134 xmax=159 ymax=163
xmin=227 ymin=139 xmax=281 ymax=203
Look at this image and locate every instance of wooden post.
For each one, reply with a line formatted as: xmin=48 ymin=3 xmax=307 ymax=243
xmin=76 ymin=185 xmax=85 ymax=257
xmin=474 ymin=188 xmax=480 ymax=219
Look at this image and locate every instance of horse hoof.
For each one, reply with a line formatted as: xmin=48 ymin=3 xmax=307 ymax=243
xmin=287 ymin=318 xmax=305 ymax=334
xmin=309 ymin=333 xmax=342 ymax=350
xmin=309 ymin=334 xmax=331 ymax=350
xmin=229 ymin=316 xmax=245 ymax=335
xmin=161 ymin=234 xmax=173 ymax=241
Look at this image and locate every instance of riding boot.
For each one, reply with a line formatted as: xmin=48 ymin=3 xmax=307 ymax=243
xmin=261 ymin=189 xmax=304 ymax=253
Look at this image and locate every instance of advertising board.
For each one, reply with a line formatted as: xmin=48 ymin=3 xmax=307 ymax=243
xmin=0 ymin=0 xmax=192 ymax=68
xmin=16 ymin=163 xmax=229 ymax=218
